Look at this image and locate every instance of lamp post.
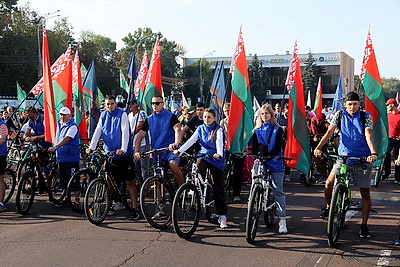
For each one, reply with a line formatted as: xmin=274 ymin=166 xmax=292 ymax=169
xmin=199 ymin=50 xmax=214 ymax=103
xmin=36 ymin=10 xmax=60 ymax=79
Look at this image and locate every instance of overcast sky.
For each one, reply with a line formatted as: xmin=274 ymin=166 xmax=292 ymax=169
xmin=22 ymin=0 xmax=400 ymax=79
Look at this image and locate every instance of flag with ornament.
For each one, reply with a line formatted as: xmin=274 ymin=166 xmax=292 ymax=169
xmin=313 ymin=77 xmax=323 ymax=118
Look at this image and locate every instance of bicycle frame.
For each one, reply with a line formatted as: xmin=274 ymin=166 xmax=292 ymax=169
xmin=251 ymin=163 xmax=275 ymax=212
xmin=186 ymin=159 xmax=212 ymax=210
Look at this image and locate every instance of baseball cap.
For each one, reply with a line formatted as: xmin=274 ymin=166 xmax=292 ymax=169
xmin=386 ymin=98 xmax=398 ymax=106
xmin=59 ymin=107 xmax=71 ymax=115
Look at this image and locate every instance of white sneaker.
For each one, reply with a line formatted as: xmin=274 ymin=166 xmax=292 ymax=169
xmin=218 ymin=215 xmax=228 ymax=228
xmin=112 ymin=202 xmax=125 ymax=211
xmin=284 ymin=175 xmax=291 ymax=182
xmin=278 ymin=217 xmax=287 ymax=234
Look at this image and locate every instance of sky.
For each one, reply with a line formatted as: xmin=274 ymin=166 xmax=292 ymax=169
xmin=22 ymin=0 xmax=400 ymax=78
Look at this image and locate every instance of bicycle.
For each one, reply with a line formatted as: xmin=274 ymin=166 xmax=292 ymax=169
xmin=326 ymin=154 xmax=367 ymax=247
xmin=83 ymin=151 xmax=133 ymax=225
xmin=140 ymin=147 xmax=177 ymax=230
xmin=3 ymin=167 xmax=17 ymax=204
xmin=223 ymin=152 xmax=234 ymax=197
xmin=246 ymin=154 xmax=290 ymax=244
xmin=371 ymin=154 xmax=386 ymax=187
xmin=15 ymin=144 xmax=64 ymax=215
xmin=172 ymin=152 xmax=219 ymax=239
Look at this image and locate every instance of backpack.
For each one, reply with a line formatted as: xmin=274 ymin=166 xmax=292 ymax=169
xmin=336 ymin=110 xmax=366 ymax=130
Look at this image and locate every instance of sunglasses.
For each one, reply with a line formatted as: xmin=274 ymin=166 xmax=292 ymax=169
xmin=151 ymin=102 xmax=163 ymax=106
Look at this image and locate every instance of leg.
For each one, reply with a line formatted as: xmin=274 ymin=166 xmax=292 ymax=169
xmin=0 ymin=175 xmax=5 ymax=202
xmin=140 ymin=144 xmax=151 ymax=180
xmin=271 ymin=172 xmax=286 ymax=217
xmin=232 ymin=155 xmax=245 ymax=197
xmin=360 ymin=188 xmax=371 ymax=225
xmin=169 ymin=161 xmax=184 ymax=186
xmin=125 ymin=179 xmax=138 ymax=209
xmin=324 ymin=174 xmax=336 ymax=208
xmin=209 ymin=163 xmax=227 ymax=216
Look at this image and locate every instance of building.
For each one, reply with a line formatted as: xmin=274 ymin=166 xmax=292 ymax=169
xmin=183 ymin=51 xmax=354 ymax=106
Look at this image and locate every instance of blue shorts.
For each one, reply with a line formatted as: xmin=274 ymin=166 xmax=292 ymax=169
xmin=159 ymin=151 xmax=180 ymax=164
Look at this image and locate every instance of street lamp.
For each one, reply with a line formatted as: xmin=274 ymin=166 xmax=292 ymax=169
xmin=37 ymin=10 xmax=61 ymax=79
xmin=199 ymin=50 xmax=214 ymax=103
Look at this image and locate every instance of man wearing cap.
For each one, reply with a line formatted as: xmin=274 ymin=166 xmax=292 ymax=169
xmin=383 ymin=98 xmax=400 ymax=183
xmin=314 ymin=91 xmax=378 ymax=238
xmin=48 ymin=107 xmax=80 ymax=203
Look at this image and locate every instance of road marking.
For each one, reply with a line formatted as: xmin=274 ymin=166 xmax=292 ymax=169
xmin=377 ymin=249 xmax=391 ymax=266
xmin=313 ymin=255 xmax=323 ymax=267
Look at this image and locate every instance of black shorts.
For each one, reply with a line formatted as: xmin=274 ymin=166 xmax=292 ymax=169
xmin=107 ymin=153 xmax=135 ymax=182
xmin=0 ymin=155 xmax=6 ymax=175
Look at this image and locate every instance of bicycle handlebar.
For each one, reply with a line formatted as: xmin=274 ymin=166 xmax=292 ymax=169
xmin=140 ymin=147 xmax=170 ymax=158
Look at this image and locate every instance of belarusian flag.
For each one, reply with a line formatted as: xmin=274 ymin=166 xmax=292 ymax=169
xmin=16 ymin=81 xmax=26 ymax=112
xmin=72 ymin=51 xmax=87 ymax=141
xmin=181 ymin=91 xmax=190 ymax=109
xmin=313 ymin=77 xmax=323 ymax=118
xmin=119 ymin=69 xmax=129 ymax=95
xmin=134 ymin=51 xmax=149 ymax=109
xmin=143 ymin=38 xmax=163 ymax=114
xmin=360 ymin=30 xmax=388 ymax=164
xmin=226 ymin=27 xmax=254 ymax=154
xmin=42 ymin=25 xmax=57 ymax=144
xmin=284 ymin=41 xmax=311 ymax=175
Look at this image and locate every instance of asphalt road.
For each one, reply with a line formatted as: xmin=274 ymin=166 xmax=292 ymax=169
xmin=1 ymin=173 xmax=399 ymax=267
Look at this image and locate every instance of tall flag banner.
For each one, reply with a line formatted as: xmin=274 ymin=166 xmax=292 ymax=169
xmin=134 ymin=51 xmax=149 ymax=107
xmin=253 ymin=96 xmax=260 ymax=112
xmin=181 ymin=91 xmax=190 ymax=109
xmin=169 ymin=96 xmax=176 ymax=112
xmin=306 ymin=90 xmax=311 ymax=107
xmin=16 ymin=81 xmax=27 ymax=111
xmin=143 ymin=38 xmax=163 ymax=114
xmin=360 ymin=30 xmax=388 ymax=165
xmin=120 ymin=69 xmax=130 ymax=94
xmin=126 ymin=51 xmax=138 ymax=80
xmin=313 ymin=77 xmax=323 ymax=118
xmin=42 ymin=26 xmax=57 ymax=144
xmin=283 ymin=41 xmax=311 ymax=175
xmin=209 ymin=61 xmax=226 ymax=112
xmin=98 ymin=87 xmax=105 ymax=104
xmin=72 ymin=51 xmax=87 ymax=141
xmin=80 ymin=63 xmax=92 ymax=112
xmin=226 ymin=27 xmax=254 ymax=154
xmin=396 ymin=92 xmax=399 ymax=104
xmin=83 ymin=59 xmax=99 ymax=138
xmin=332 ymin=75 xmax=343 ymax=113
xmin=53 ymin=46 xmax=73 ymax=120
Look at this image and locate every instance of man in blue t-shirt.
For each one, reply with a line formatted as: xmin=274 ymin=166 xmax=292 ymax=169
xmin=314 ymin=91 xmax=378 ymax=238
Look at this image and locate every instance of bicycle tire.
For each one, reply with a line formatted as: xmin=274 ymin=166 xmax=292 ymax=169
xmin=47 ymin=168 xmax=65 ymax=204
xmin=3 ymin=168 xmax=17 ymax=204
xmin=246 ymin=185 xmax=263 ymax=244
xmin=84 ymin=178 xmax=110 ymax=225
xmin=140 ymin=176 xmax=173 ymax=230
xmin=264 ymin=186 xmax=276 ymax=227
xmin=17 ymin=158 xmax=34 ymax=182
xmin=327 ymin=183 xmax=347 ymax=247
xmin=15 ymin=172 xmax=36 ymax=215
xmin=373 ymin=154 xmax=386 ymax=188
xmin=172 ymin=183 xmax=201 ymax=239
xmin=205 ymin=184 xmax=219 ymax=224
xmin=66 ymin=169 xmax=92 ymax=214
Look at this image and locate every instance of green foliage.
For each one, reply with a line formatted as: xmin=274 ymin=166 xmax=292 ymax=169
xmin=182 ymin=60 xmax=213 ymax=105
xmin=302 ymin=50 xmax=325 ymax=104
xmin=248 ymin=54 xmax=267 ymax=103
xmin=382 ymin=77 xmax=400 ymax=98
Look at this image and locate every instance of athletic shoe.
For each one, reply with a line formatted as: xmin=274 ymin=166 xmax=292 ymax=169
xmin=284 ymin=175 xmax=291 ymax=182
xmin=278 ymin=217 xmax=288 ymax=234
xmin=54 ymin=200 xmax=68 ymax=208
xmin=0 ymin=202 xmax=6 ymax=212
xmin=359 ymin=224 xmax=371 ymax=238
xmin=395 ymin=237 xmax=400 ymax=246
xmin=112 ymin=202 xmax=125 ymax=211
xmin=320 ymin=208 xmax=329 ymax=220
xmin=107 ymin=208 xmax=115 ymax=216
xmin=151 ymin=211 xmax=167 ymax=220
xmin=218 ymin=215 xmax=228 ymax=228
xmin=129 ymin=209 xmax=140 ymax=221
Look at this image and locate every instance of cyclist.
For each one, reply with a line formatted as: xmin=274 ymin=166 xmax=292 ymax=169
xmin=87 ymin=95 xmax=139 ymax=220
xmin=0 ymin=116 xmax=8 ymax=211
xmin=181 ymin=102 xmax=206 ymax=155
xmin=314 ymin=91 xmax=378 ymax=238
xmin=174 ymin=108 xmax=228 ymax=228
xmin=22 ymin=106 xmax=52 ymax=148
xmin=383 ymin=98 xmax=400 ymax=183
xmin=252 ymin=104 xmax=287 ymax=234
xmin=48 ymin=107 xmax=80 ymax=206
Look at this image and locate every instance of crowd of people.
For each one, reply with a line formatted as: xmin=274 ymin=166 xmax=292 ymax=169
xmin=0 ymin=91 xmax=399 ymax=245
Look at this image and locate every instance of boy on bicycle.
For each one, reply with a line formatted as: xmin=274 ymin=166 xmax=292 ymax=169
xmin=314 ymin=91 xmax=378 ymax=238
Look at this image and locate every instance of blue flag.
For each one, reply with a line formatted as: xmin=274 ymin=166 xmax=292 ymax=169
xmin=209 ymin=61 xmax=226 ymax=120
xmin=125 ymin=52 xmax=137 ymax=111
xmin=332 ymin=74 xmax=343 ymax=113
xmin=83 ymin=59 xmax=99 ymax=138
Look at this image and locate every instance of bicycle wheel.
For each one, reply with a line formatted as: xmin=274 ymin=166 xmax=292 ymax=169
xmin=84 ymin=178 xmax=110 ymax=225
xmin=327 ymin=183 xmax=347 ymax=247
xmin=140 ymin=176 xmax=173 ymax=230
xmin=47 ymin=168 xmax=65 ymax=204
xmin=3 ymin=168 xmax=17 ymax=204
xmin=15 ymin=172 xmax=36 ymax=215
xmin=17 ymin=158 xmax=34 ymax=182
xmin=172 ymin=183 xmax=201 ymax=239
xmin=373 ymin=154 xmax=386 ymax=187
xmin=246 ymin=185 xmax=263 ymax=244
xmin=264 ymin=186 xmax=276 ymax=227
xmin=66 ymin=169 xmax=92 ymax=214
xmin=205 ymin=184 xmax=218 ymax=224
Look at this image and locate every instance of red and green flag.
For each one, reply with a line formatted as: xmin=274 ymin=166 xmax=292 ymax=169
xmin=360 ymin=30 xmax=388 ymax=165
xmin=119 ymin=69 xmax=129 ymax=95
xmin=42 ymin=25 xmax=57 ymax=144
xmin=313 ymin=77 xmax=323 ymax=118
xmin=16 ymin=81 xmax=26 ymax=112
xmin=284 ymin=41 xmax=311 ymax=175
xmin=143 ymin=38 xmax=163 ymax=114
xmin=226 ymin=27 xmax=254 ymax=154
xmin=72 ymin=51 xmax=87 ymax=142
xmin=134 ymin=51 xmax=149 ymax=109
xmin=181 ymin=91 xmax=190 ymax=109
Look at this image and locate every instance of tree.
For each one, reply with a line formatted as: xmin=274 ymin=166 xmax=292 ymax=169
xmin=248 ymin=54 xmax=267 ymax=104
xmin=302 ymin=50 xmax=325 ymax=105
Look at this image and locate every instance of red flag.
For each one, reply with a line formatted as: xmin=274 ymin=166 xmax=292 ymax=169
xmin=284 ymin=41 xmax=311 ymax=175
xmin=313 ymin=77 xmax=323 ymax=118
xmin=53 ymin=47 xmax=73 ymax=119
xmin=42 ymin=26 xmax=57 ymax=144
xmin=134 ymin=51 xmax=149 ymax=105
xmin=72 ymin=51 xmax=87 ymax=141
